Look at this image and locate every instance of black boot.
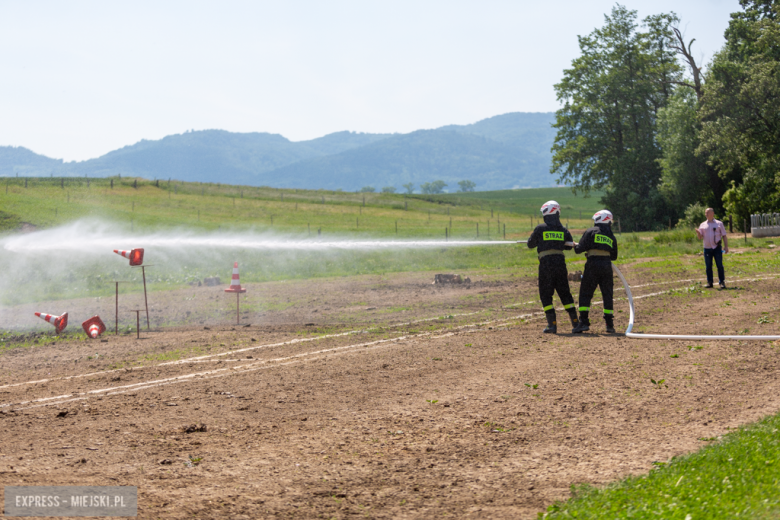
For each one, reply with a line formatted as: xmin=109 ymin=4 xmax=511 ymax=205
xmin=572 ymin=311 xmax=590 ymax=333
xmin=566 ymin=307 xmax=579 ymax=333
xmin=605 ymin=313 xmax=615 ymax=333
xmin=543 ymin=311 xmax=557 ymax=334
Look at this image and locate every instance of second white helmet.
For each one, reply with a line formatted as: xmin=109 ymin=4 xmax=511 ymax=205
xmin=540 ymin=200 xmax=560 ymax=216
xmin=593 ymin=210 xmax=614 ymax=224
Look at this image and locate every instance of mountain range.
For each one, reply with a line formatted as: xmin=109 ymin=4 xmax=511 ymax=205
xmin=0 ymin=112 xmax=557 ymax=191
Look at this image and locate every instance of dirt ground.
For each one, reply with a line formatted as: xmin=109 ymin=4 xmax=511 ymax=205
xmin=1 ymin=255 xmax=779 ymax=519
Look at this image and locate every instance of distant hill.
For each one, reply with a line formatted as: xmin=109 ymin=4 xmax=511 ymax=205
xmin=58 ymin=130 xmax=393 ymax=184
xmin=297 ymin=131 xmax=392 ymax=156
xmin=64 ymin=131 xmax=306 ymax=182
xmin=0 ymin=112 xmax=556 ymax=191
xmin=0 ymin=146 xmax=63 ymax=177
xmin=266 ymin=129 xmax=551 ymax=190
xmin=441 ymin=112 xmax=556 ymax=151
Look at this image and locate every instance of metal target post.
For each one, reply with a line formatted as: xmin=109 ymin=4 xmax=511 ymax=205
xmin=142 ymin=266 xmax=150 ymax=329
xmin=130 ymin=309 xmax=142 ymax=339
xmin=131 ymin=264 xmax=153 ymax=330
xmin=224 ymin=262 xmax=247 ymax=325
xmin=113 ymin=281 xmax=131 ymax=335
xmin=229 ymin=286 xmax=247 ymax=325
xmin=113 ymin=248 xmax=150 ymax=330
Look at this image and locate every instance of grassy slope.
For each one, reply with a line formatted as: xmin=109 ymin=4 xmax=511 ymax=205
xmin=417 ymin=186 xmax=606 ymax=221
xmin=543 ymin=413 xmax=780 ymax=519
xmin=0 ymin=177 xmax=605 ymax=237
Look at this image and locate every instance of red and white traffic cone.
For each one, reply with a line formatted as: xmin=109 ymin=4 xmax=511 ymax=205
xmin=113 ymin=248 xmax=144 ymax=266
xmin=224 ymin=262 xmax=247 ymax=294
xmin=34 ymin=311 xmax=68 ymax=334
xmin=225 ymin=262 xmax=247 ymax=325
xmin=82 ymin=316 xmax=106 ymax=339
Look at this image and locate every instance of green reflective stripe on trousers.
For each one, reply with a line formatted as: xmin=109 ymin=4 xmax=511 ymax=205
xmin=603 ymin=309 xmax=614 ymax=314
xmin=543 ymin=305 xmax=554 ymax=312
xmin=579 ymin=307 xmax=590 ymax=312
xmin=563 ymin=303 xmax=575 ymax=309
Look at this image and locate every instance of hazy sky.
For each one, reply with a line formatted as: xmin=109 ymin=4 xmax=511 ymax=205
xmin=1 ymin=0 xmax=738 ymax=162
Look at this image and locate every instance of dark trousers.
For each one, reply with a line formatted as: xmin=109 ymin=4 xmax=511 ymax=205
xmin=578 ymin=259 xmax=613 ymax=313
xmin=704 ymin=247 xmax=725 ymax=284
xmin=538 ymin=255 xmax=575 ymax=311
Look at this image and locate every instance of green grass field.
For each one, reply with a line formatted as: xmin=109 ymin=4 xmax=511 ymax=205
xmin=0 ymin=176 xmax=604 ymax=237
xmin=415 ymin=186 xmax=605 ymax=220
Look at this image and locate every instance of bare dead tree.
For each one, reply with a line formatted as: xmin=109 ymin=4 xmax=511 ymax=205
xmin=671 ymin=26 xmax=703 ymax=100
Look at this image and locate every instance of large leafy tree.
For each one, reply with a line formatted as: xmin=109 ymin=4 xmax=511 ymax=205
xmin=656 ymin=89 xmax=718 ymax=211
xmin=698 ymin=0 xmax=780 ymax=223
xmin=551 ymin=5 xmax=681 ymax=230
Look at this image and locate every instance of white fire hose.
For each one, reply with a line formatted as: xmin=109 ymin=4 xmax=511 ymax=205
xmin=518 ymin=240 xmax=780 ymax=340
xmin=611 ymin=263 xmax=780 ymax=341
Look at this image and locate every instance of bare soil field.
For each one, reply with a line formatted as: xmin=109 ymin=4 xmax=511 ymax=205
xmin=1 ymin=254 xmax=779 ymax=519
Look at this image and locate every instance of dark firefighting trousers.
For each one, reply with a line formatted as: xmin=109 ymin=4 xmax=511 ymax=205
xmin=578 ymin=258 xmax=614 ymax=318
xmin=538 ymin=255 xmax=575 ymax=313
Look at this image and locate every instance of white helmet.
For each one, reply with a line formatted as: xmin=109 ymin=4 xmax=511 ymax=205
xmin=540 ymin=200 xmax=560 ymax=216
xmin=593 ymin=210 xmax=613 ymax=224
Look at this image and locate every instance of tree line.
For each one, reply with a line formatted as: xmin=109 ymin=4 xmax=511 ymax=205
xmin=551 ymin=1 xmax=779 ymax=230
xmin=358 ymin=180 xmax=477 ymax=194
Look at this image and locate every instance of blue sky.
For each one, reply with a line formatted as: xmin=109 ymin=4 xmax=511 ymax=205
xmin=0 ymin=0 xmax=738 ymax=161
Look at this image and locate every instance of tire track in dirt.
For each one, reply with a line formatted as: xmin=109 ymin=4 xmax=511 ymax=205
xmin=3 ymin=273 xmax=777 ymax=404
xmin=1 ymin=322 xmax=507 ymax=411
xmin=0 ymin=310 xmax=488 ymax=391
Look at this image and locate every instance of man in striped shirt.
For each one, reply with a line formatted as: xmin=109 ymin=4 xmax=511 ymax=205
xmin=696 ymin=208 xmax=729 ymax=289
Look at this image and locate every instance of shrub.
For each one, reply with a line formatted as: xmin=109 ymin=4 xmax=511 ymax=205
xmin=677 ymin=202 xmax=708 ymax=230
xmin=653 ymin=228 xmax=698 ymax=244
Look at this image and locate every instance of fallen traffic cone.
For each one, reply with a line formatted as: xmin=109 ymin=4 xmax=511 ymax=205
xmin=224 ymin=262 xmax=247 ymax=294
xmin=34 ymin=311 xmax=68 ymax=334
xmin=113 ymin=248 xmax=144 ymax=266
xmin=82 ymin=316 xmax=107 ymax=339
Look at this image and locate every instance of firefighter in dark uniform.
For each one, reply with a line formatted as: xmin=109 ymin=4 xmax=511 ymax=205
xmin=527 ymin=200 xmax=579 ymax=334
xmin=573 ymin=210 xmax=618 ymax=333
